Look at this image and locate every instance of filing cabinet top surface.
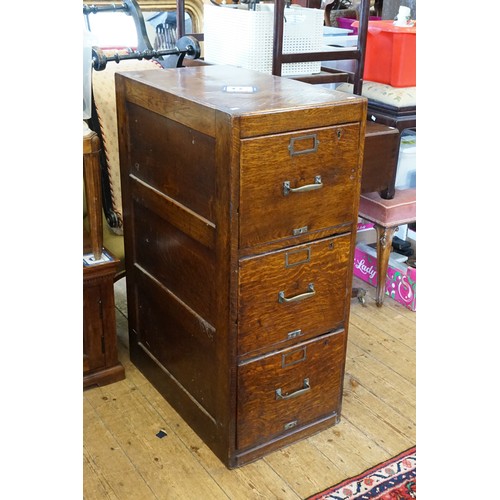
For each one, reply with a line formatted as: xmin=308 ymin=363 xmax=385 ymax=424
xmin=116 ymin=65 xmax=365 ymax=117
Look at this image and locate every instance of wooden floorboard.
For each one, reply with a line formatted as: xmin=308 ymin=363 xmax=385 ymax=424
xmin=84 ymin=276 xmax=416 ymax=499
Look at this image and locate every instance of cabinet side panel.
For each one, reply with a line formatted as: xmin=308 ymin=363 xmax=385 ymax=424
xmin=132 ymin=202 xmax=216 ymax=324
xmin=116 ymin=75 xmax=237 ymax=466
xmin=127 ymin=103 xmax=216 ymax=223
xmin=133 ymin=264 xmax=218 ymax=418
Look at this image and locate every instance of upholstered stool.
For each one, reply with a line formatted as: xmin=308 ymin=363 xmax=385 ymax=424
xmin=337 ymin=80 xmax=416 ymax=135
xmin=358 ymin=188 xmax=416 ymax=307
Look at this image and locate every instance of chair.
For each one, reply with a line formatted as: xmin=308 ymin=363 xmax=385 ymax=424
xmin=336 ymin=80 xmax=416 ymax=307
xmin=173 ymin=0 xmax=415 ymax=311
xmin=83 ymin=129 xmax=127 ymax=278
xmin=84 ymin=57 xmax=164 ymax=281
xmin=328 ymin=16 xmax=417 ymax=308
xmin=83 ymin=0 xmax=202 ymax=280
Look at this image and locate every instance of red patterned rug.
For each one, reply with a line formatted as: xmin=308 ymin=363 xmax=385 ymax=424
xmin=306 ymin=446 xmax=416 ymax=499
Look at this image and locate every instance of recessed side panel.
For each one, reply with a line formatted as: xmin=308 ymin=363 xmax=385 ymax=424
xmin=127 ymin=102 xmax=217 ymax=223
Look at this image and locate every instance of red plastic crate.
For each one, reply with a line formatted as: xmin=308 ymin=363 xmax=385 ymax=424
xmin=354 ymin=20 xmax=416 ymax=87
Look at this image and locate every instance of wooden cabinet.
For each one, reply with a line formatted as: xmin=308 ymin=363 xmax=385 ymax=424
xmin=83 ymin=246 xmax=125 ymax=388
xmin=115 ymin=65 xmax=366 ymax=468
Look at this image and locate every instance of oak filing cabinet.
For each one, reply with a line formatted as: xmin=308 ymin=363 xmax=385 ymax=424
xmin=115 ymin=65 xmax=367 ymax=468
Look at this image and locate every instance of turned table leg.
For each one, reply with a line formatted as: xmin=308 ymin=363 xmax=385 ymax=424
xmin=374 ymin=224 xmax=397 ymax=307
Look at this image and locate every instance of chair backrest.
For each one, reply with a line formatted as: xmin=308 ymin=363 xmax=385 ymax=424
xmin=84 ymin=0 xmax=205 ymax=230
xmin=89 ymin=58 xmax=164 ymax=231
xmin=271 ymin=0 xmax=371 ymax=95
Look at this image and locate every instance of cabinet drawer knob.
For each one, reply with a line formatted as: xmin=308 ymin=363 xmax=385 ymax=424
xmin=283 ymin=176 xmax=323 ymax=196
xmin=275 ymin=378 xmax=311 ymax=400
xmin=278 ymin=283 xmax=315 ymax=303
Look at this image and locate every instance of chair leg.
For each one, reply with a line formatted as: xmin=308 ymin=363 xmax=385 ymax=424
xmin=374 ymin=224 xmax=397 ymax=307
xmin=352 ymin=286 xmax=367 ymax=306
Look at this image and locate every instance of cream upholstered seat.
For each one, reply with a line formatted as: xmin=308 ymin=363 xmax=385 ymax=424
xmin=337 ymin=80 xmax=416 ymax=141
xmin=336 ymin=80 xmax=416 ymax=109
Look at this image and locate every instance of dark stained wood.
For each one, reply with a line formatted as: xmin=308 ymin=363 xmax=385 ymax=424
xmin=119 ymin=66 xmax=366 ymax=137
xmin=132 ymin=201 xmax=216 ymax=324
xmin=83 ymin=248 xmax=125 ymax=388
xmin=274 ymin=0 xmax=371 ymax=94
xmin=293 ymin=70 xmax=354 ymax=85
xmin=83 ymin=131 xmax=103 ymax=260
xmin=368 ymin=102 xmax=417 ymax=120
xmin=362 ymin=121 xmax=400 ymax=197
xmin=126 ymin=103 xmax=217 ymax=223
xmin=132 ymin=264 xmax=219 ymax=417
xmin=115 ymin=65 xmax=366 ymax=468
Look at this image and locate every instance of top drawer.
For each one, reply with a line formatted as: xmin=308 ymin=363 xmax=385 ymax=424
xmin=239 ymin=124 xmax=361 ymax=250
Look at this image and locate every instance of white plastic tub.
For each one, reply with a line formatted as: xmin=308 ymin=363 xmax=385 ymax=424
xmin=395 ymin=130 xmax=416 ymax=189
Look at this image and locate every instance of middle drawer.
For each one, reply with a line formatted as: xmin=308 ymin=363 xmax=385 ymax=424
xmin=238 ymin=233 xmax=351 ymax=357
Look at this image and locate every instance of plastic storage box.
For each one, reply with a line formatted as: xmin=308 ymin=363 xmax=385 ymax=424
xmin=203 ymin=4 xmax=324 ymax=76
xmin=353 ymin=243 xmax=416 ymax=311
xmin=354 ymin=19 xmax=416 ymax=87
xmin=337 ymin=16 xmax=381 ymax=35
xmin=395 ymin=129 xmax=416 ymax=189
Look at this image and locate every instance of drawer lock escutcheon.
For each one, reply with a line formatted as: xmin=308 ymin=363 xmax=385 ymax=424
xmin=283 ymin=176 xmax=323 ymax=196
xmin=292 ymin=226 xmax=308 ymax=236
xmin=275 ymin=378 xmax=311 ymax=400
xmin=287 ymin=329 xmax=302 ymax=340
xmin=278 ymin=283 xmax=315 ymax=303
xmin=284 ymin=420 xmax=298 ymax=430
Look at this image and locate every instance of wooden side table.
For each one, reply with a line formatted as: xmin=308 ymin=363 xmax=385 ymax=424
xmin=83 ymin=241 xmax=125 ymax=388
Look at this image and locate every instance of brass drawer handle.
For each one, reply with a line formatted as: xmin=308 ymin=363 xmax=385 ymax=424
xmin=278 ymin=283 xmax=315 ymax=303
xmin=283 ymin=176 xmax=323 ymax=196
xmin=276 ymin=378 xmax=310 ymax=400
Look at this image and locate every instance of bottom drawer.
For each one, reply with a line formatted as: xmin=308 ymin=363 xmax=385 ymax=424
xmin=236 ymin=329 xmax=346 ymax=451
